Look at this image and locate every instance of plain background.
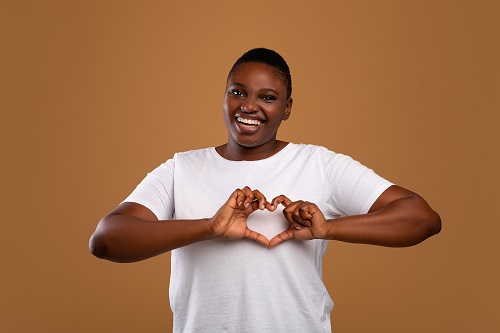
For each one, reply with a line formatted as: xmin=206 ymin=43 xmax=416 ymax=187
xmin=1 ymin=0 xmax=499 ymax=332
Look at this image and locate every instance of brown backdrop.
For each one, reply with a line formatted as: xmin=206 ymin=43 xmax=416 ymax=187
xmin=2 ymin=0 xmax=499 ymax=332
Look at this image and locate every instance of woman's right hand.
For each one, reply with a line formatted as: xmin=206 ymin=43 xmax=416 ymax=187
xmin=209 ymin=186 xmax=272 ymax=247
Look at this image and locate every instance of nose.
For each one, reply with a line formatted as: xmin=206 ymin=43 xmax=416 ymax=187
xmin=240 ymin=96 xmax=259 ymax=113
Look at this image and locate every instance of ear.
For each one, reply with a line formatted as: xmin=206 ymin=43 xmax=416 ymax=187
xmin=283 ymin=97 xmax=293 ymax=120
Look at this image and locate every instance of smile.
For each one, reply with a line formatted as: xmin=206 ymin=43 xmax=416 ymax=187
xmin=236 ymin=116 xmax=262 ymax=126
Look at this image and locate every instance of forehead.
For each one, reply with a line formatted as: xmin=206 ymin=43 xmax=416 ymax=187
xmin=227 ymin=62 xmax=286 ymax=91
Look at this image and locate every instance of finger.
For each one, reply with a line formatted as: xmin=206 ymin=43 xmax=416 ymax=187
xmin=252 ymin=189 xmax=268 ymax=210
xmin=298 ymin=205 xmax=317 ymax=226
xmin=281 ymin=202 xmax=311 ymax=230
xmin=242 ymin=186 xmax=255 ymax=208
xmin=282 ymin=201 xmax=304 ymax=228
xmin=292 ymin=204 xmax=314 ymax=227
xmin=291 ymin=215 xmax=308 ymax=229
xmin=271 ymin=194 xmax=292 ymax=210
xmin=234 ymin=188 xmax=246 ymax=207
xmin=291 ymin=209 xmax=311 ymax=226
xmin=249 ymin=200 xmax=261 ymax=213
xmin=284 ymin=210 xmax=307 ymax=230
xmin=242 ymin=228 xmax=270 ymax=247
xmin=264 ymin=201 xmax=276 ymax=211
xmin=269 ymin=228 xmax=295 ymax=247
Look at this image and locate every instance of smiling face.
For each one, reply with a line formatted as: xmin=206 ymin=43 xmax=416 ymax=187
xmin=222 ymin=62 xmax=293 ymax=158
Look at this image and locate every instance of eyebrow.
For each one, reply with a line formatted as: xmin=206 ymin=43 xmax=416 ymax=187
xmin=231 ymin=82 xmax=280 ymax=96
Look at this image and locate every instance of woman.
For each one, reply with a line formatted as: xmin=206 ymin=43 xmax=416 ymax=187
xmin=89 ymin=48 xmax=441 ymax=332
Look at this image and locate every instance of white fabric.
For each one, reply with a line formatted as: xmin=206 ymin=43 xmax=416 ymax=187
xmin=123 ymin=143 xmax=393 ymax=333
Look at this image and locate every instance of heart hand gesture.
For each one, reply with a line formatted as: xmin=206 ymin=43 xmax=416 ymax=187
xmin=269 ymin=195 xmax=331 ymax=247
xmin=209 ymin=186 xmax=272 ymax=247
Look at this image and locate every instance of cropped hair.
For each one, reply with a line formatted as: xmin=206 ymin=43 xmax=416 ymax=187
xmin=228 ymin=48 xmax=292 ymax=99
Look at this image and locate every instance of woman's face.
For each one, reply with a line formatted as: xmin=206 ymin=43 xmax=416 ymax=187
xmin=222 ymin=62 xmax=292 ymax=150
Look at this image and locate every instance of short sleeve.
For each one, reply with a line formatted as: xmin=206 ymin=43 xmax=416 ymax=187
xmin=122 ymin=158 xmax=175 ymax=220
xmin=325 ymin=153 xmax=393 ymax=216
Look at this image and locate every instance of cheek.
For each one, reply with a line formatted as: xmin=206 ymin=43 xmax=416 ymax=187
xmin=222 ymin=99 xmax=231 ymax=116
xmin=268 ymin=106 xmax=287 ymax=123
xmin=223 ymin=96 xmax=237 ymax=112
xmin=222 ymin=100 xmax=236 ymax=128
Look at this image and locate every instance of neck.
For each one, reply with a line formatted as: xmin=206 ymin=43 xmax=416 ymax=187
xmin=217 ymin=140 xmax=288 ymax=161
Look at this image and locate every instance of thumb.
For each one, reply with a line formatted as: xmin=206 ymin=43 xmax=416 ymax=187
xmin=243 ymin=228 xmax=270 ymax=247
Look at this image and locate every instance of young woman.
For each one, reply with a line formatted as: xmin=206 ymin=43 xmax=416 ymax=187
xmin=90 ymin=48 xmax=441 ymax=332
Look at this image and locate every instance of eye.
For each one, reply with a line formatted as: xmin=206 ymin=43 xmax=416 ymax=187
xmin=260 ymin=95 xmax=277 ymax=101
xmin=230 ymin=89 xmax=245 ymax=97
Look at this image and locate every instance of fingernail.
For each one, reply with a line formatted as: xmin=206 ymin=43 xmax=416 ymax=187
xmin=245 ymin=202 xmax=250 ymax=207
xmin=294 ymin=226 xmax=302 ymax=230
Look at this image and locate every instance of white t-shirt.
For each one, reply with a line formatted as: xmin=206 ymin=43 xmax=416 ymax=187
xmin=124 ymin=143 xmax=393 ymax=333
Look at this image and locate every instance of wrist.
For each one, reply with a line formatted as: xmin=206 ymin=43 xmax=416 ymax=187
xmin=324 ymin=217 xmax=340 ymax=240
xmin=203 ymin=217 xmax=221 ymax=241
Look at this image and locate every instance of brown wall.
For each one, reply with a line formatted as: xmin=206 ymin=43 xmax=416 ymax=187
xmin=2 ymin=0 xmax=499 ymax=332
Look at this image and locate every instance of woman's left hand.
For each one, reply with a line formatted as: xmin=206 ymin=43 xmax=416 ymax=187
xmin=268 ymin=195 xmax=330 ymax=247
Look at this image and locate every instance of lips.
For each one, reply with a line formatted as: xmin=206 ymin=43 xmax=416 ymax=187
xmin=234 ymin=114 xmax=265 ymax=134
xmin=236 ymin=116 xmax=262 ymax=126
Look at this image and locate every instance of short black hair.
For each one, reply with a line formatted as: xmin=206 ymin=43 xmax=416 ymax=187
xmin=228 ymin=48 xmax=292 ymax=100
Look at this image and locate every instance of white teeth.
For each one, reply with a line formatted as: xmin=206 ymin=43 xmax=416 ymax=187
xmin=237 ymin=116 xmax=261 ymax=126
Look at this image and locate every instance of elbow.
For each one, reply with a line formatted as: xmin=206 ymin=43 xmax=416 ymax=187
xmin=401 ymin=208 xmax=441 ymax=247
xmin=420 ymin=209 xmax=441 ymax=241
xmin=89 ymin=232 xmax=110 ymax=260
xmin=427 ymin=209 xmax=442 ymax=236
xmin=411 ymin=195 xmax=441 ymax=242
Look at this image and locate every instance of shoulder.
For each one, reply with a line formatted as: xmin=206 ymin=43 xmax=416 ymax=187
xmin=287 ymin=143 xmax=365 ymax=174
xmin=172 ymin=147 xmax=214 ymax=161
xmin=287 ymin=143 xmax=340 ymax=161
xmin=151 ymin=147 xmax=213 ymax=175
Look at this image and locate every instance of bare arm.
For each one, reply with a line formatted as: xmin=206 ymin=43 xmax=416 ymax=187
xmin=329 ymin=185 xmax=441 ymax=246
xmin=269 ymin=185 xmax=441 ymax=247
xmin=89 ymin=202 xmax=214 ymax=263
xmin=89 ymin=187 xmax=272 ymax=263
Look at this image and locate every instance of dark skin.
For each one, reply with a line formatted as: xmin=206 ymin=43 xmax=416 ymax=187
xmin=89 ymin=62 xmax=441 ymax=263
xmin=218 ymin=62 xmax=292 ymax=161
